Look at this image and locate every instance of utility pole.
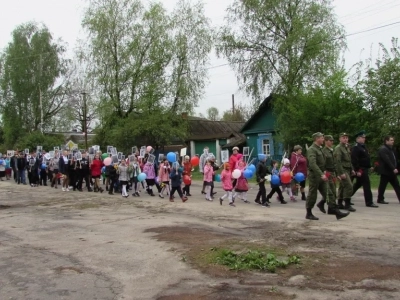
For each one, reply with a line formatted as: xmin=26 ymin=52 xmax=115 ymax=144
xmin=81 ymin=92 xmax=88 ymax=150
xmin=232 ymin=94 xmax=235 ymax=115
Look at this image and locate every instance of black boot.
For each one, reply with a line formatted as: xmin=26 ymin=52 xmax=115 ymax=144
xmin=316 ymin=200 xmax=326 ymax=214
xmin=327 ymin=206 xmax=336 ymax=215
xmin=301 ymin=192 xmax=306 ymax=201
xmin=306 ymin=208 xmax=319 ymax=220
xmin=344 ymin=199 xmax=356 ymax=212
xmin=333 ymin=207 xmax=350 ymax=220
xmin=338 ymin=199 xmax=345 ymax=209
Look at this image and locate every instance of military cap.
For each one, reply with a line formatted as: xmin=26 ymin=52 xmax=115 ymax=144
xmin=324 ymin=135 xmax=334 ymax=141
xmin=339 ymin=132 xmax=349 ymax=137
xmin=312 ymin=132 xmax=324 ymax=139
xmin=355 ymin=130 xmax=366 ymax=138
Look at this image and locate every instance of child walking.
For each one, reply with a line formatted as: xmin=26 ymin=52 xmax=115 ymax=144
xmin=158 ymin=158 xmax=170 ymax=198
xmin=280 ymin=158 xmax=295 ymax=202
xmin=267 ymin=160 xmax=287 ymax=204
xmin=203 ymin=159 xmax=214 ymax=201
xmin=219 ymin=163 xmax=235 ymax=207
xmin=117 ymin=159 xmax=130 ymax=198
xmin=168 ymin=162 xmax=188 ymax=202
xmin=233 ymin=159 xmax=249 ymax=203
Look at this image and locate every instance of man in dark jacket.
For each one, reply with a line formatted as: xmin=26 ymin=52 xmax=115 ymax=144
xmin=377 ymin=135 xmax=400 ymax=204
xmin=351 ymin=131 xmax=378 ymax=208
xmin=255 ymin=154 xmax=270 ymax=207
xmin=17 ymin=153 xmax=27 ymax=184
xmin=10 ymin=152 xmax=18 ymax=182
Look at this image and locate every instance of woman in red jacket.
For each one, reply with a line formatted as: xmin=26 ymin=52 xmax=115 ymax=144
xmin=290 ymin=145 xmax=308 ymax=200
xmin=91 ymin=153 xmax=104 ymax=193
xmin=182 ymin=155 xmax=192 ymax=196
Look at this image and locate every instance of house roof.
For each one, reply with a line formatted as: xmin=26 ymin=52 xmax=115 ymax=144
xmin=240 ymin=94 xmax=273 ymax=133
xmin=187 ymin=119 xmax=245 ymax=141
xmin=221 ymin=135 xmax=246 ymax=148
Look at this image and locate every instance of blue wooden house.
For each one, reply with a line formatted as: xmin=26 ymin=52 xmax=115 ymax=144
xmin=223 ymin=95 xmax=284 ymax=163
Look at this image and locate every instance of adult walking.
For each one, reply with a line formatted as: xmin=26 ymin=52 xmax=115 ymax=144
xmin=305 ymin=132 xmax=349 ymax=220
xmin=290 ymin=145 xmax=308 ymax=200
xmin=351 ymin=131 xmax=378 ymax=208
xmin=199 ymin=146 xmax=209 ymax=194
xmin=255 ymin=154 xmax=269 ymax=207
xmin=376 ymin=135 xmax=400 ymax=204
xmin=334 ymin=133 xmax=356 ymax=212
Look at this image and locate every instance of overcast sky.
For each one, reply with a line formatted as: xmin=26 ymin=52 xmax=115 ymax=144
xmin=0 ymin=0 xmax=399 ymax=117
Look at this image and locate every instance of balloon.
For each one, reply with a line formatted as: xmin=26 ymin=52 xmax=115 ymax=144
xmin=137 ymin=172 xmax=147 ymax=182
xmin=0 ymin=159 xmax=4 ymax=165
xmin=294 ymin=172 xmax=305 ymax=182
xmin=146 ymin=146 xmax=152 ymax=152
xmin=280 ymin=171 xmax=292 ymax=184
xmin=271 ymin=175 xmax=281 ymax=185
xmin=101 ymin=166 xmax=106 ymax=173
xmin=167 ymin=152 xmax=176 ymax=163
xmin=247 ymin=164 xmax=256 ymax=173
xmin=183 ymin=175 xmax=191 ymax=185
xmin=215 ymin=174 xmax=221 ymax=182
xmin=243 ymin=169 xmax=253 ymax=179
xmin=232 ymin=169 xmax=241 ymax=179
xmin=101 ymin=153 xmax=108 ymax=160
xmin=103 ymin=157 xmax=112 ymax=166
xmin=258 ymin=154 xmax=266 ymax=161
xmin=190 ymin=156 xmax=199 ymax=166
xmin=41 ymin=163 xmax=47 ymax=169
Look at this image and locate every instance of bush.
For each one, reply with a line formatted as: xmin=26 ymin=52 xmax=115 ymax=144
xmin=14 ymin=131 xmax=65 ymax=152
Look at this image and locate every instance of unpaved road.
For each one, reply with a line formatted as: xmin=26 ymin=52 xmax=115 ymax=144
xmin=0 ymin=180 xmax=400 ymax=300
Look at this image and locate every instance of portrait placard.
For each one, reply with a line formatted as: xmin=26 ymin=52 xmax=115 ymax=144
xmin=44 ymin=153 xmax=51 ymax=161
xmin=112 ymin=155 xmax=118 ymax=164
xmin=7 ymin=150 xmax=14 ymax=157
xmin=141 ymin=146 xmax=146 ymax=150
xmin=129 ymin=155 xmax=135 ymax=162
xmin=221 ymin=150 xmax=229 ymax=163
xmin=147 ymin=154 xmax=155 ymax=165
xmin=89 ymin=147 xmax=95 ymax=155
xmin=75 ymin=152 xmax=82 ymax=161
xmin=54 ymin=146 xmax=59 ymax=151
xmin=25 ymin=149 xmax=29 ymax=154
xmin=139 ymin=149 xmax=145 ymax=158
xmin=158 ymin=153 xmax=164 ymax=162
xmin=68 ymin=154 xmax=73 ymax=160
xmin=49 ymin=151 xmax=55 ymax=159
xmin=93 ymin=145 xmax=100 ymax=151
xmin=29 ymin=158 xmax=35 ymax=166
xmin=36 ymin=146 xmax=43 ymax=153
xmin=242 ymin=147 xmax=250 ymax=156
xmin=132 ymin=146 xmax=138 ymax=154
xmin=111 ymin=147 xmax=117 ymax=156
xmin=180 ymin=148 xmax=187 ymax=157
xmin=149 ymin=148 xmax=155 ymax=154
xmin=107 ymin=146 xmax=113 ymax=154
xmin=117 ymin=152 xmax=123 ymax=161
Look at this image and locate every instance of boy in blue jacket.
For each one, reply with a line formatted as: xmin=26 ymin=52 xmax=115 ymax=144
xmin=169 ymin=162 xmax=188 ymax=203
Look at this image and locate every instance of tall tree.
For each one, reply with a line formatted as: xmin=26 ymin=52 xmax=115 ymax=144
xmin=221 ymin=102 xmax=253 ymax=122
xmin=0 ymin=22 xmax=71 ymax=147
xmin=206 ymin=107 xmax=219 ymax=121
xmin=356 ymin=38 xmax=400 ymax=151
xmin=217 ymin=0 xmax=345 ymax=104
xmin=83 ymin=0 xmax=213 ymax=149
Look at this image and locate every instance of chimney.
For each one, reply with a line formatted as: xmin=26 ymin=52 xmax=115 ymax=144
xmin=181 ymin=112 xmax=188 ymax=119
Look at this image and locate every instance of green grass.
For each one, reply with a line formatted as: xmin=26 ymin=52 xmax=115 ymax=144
xmin=208 ymin=247 xmax=300 ymax=273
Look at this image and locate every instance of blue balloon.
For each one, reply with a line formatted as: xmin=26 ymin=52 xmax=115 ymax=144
xmin=137 ymin=172 xmax=147 ymax=182
xmin=294 ymin=172 xmax=305 ymax=182
xmin=243 ymin=169 xmax=253 ymax=179
xmin=271 ymin=175 xmax=281 ymax=185
xmin=41 ymin=163 xmax=47 ymax=169
xmin=0 ymin=159 xmax=4 ymax=165
xmin=101 ymin=166 xmax=106 ymax=173
xmin=167 ymin=152 xmax=176 ymax=163
xmin=215 ymin=174 xmax=221 ymax=182
xmin=248 ymin=164 xmax=256 ymax=173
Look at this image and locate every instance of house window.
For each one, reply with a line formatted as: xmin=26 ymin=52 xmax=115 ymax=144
xmin=262 ymin=139 xmax=270 ymax=155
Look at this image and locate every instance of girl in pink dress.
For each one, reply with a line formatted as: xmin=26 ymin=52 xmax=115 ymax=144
xmin=219 ymin=163 xmax=235 ymax=207
xmin=203 ymin=159 xmax=214 ymax=201
xmin=234 ymin=159 xmax=249 ymax=203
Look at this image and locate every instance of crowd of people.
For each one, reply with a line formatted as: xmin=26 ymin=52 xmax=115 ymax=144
xmin=1 ymin=131 xmax=399 ymax=220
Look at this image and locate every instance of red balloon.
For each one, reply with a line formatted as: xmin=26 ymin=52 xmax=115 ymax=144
xmin=190 ymin=156 xmax=199 ymax=167
xmin=280 ymin=171 xmax=292 ymax=184
xmin=183 ymin=175 xmax=191 ymax=185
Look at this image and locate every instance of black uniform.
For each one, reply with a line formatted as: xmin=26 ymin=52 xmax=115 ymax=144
xmin=351 ymin=143 xmax=374 ymax=206
xmin=77 ymin=158 xmax=91 ymax=191
xmin=377 ymin=144 xmax=400 ymax=203
xmin=255 ymin=161 xmax=270 ymax=205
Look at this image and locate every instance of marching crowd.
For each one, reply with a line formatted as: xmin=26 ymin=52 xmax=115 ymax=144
xmin=1 ymin=130 xmax=400 ymax=221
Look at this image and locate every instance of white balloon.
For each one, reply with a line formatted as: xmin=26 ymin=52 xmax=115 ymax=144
xmin=232 ymin=169 xmax=241 ymax=179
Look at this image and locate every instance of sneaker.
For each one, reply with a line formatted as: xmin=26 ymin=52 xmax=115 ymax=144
xmin=206 ymin=198 xmax=213 ymax=201
xmin=62 ymin=187 xmax=66 ymax=191
xmin=290 ymin=196 xmax=296 ymax=202
xmin=135 ymin=192 xmax=140 ymax=197
xmin=159 ymin=193 xmax=164 ymax=199
xmin=229 ymin=203 xmax=236 ymax=207
xmin=255 ymin=199 xmax=261 ymax=205
xmin=261 ymin=203 xmax=270 ymax=207
xmin=243 ymin=200 xmax=249 ymax=203
xmin=66 ymin=188 xmax=69 ymax=192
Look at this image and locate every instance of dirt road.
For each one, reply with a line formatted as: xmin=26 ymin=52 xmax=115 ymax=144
xmin=0 ymin=180 xmax=399 ymax=299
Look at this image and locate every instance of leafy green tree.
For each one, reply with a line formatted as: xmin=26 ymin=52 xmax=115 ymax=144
xmin=83 ymin=0 xmax=213 ymax=149
xmin=0 ymin=22 xmax=71 ymax=147
xmin=217 ymin=0 xmax=345 ymax=104
xmin=356 ymin=38 xmax=400 ymax=151
xmin=206 ymin=107 xmax=219 ymax=121
xmin=221 ymin=102 xmax=254 ymax=122
xmin=14 ymin=131 xmax=65 ymax=152
xmin=275 ymin=70 xmax=368 ymax=148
